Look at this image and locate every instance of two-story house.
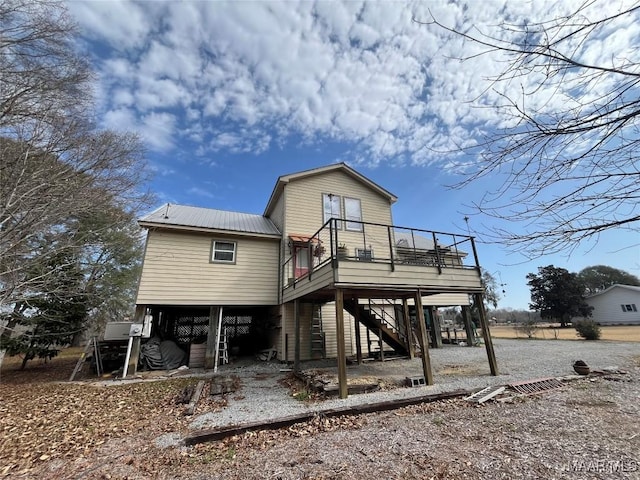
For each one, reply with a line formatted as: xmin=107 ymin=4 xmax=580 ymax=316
xmin=133 ymin=163 xmax=497 ymax=397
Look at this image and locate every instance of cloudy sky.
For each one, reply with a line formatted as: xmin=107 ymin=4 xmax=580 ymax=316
xmin=66 ymin=0 xmax=640 ymax=310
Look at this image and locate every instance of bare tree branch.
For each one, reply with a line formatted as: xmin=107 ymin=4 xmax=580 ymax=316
xmin=417 ymin=2 xmax=640 ymax=257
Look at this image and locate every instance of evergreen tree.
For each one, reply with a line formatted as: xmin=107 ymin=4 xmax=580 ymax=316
xmin=527 ymin=266 xmax=592 ymax=327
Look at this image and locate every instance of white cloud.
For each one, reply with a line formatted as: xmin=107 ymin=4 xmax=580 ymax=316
xmin=70 ymin=0 xmax=640 ymax=167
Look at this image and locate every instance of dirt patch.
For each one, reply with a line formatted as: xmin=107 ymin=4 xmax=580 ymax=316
xmin=438 ymin=364 xmax=482 ymax=376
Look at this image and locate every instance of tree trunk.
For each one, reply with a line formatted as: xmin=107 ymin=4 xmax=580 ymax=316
xmin=0 ymin=317 xmax=19 ymax=370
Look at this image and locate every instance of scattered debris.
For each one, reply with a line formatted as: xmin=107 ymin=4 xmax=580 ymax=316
xmin=464 ymin=385 xmax=506 ymax=404
xmin=209 ymin=376 xmax=239 ymax=396
xmin=257 ymin=347 xmax=277 ymax=361
xmin=184 ymin=380 xmax=206 ymax=415
xmin=509 ymin=377 xmax=564 ymax=395
xmin=175 ymin=384 xmax=196 ymax=404
xmin=185 ymin=389 xmax=472 ymax=445
xmin=406 ymin=376 xmax=426 ymax=388
xmin=573 ymin=360 xmax=590 ymax=375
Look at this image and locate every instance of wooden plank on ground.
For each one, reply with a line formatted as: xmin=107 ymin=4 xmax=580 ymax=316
xmin=184 ymin=380 xmax=206 ymax=416
xmin=184 ymin=389 xmax=473 ymax=445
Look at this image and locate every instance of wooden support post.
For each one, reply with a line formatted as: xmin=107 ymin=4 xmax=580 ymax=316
xmin=335 ymin=289 xmax=348 ymax=399
xmin=353 ymin=300 xmax=363 ymax=365
xmin=205 ymin=306 xmax=218 ymax=369
xmin=415 ymin=290 xmax=434 ymax=385
xmin=127 ymin=337 xmax=141 ymax=376
xmin=127 ymin=305 xmax=145 ymax=375
xmin=475 ymin=293 xmax=498 ymax=376
xmin=429 ymin=306 xmax=442 ymax=348
xmin=461 ymin=305 xmax=476 ymax=346
xmin=378 ymin=328 xmax=384 ymax=361
xmin=294 ymin=299 xmax=301 ymax=373
xmin=366 ymin=328 xmax=371 ymax=357
xmin=402 ymin=299 xmax=415 ymax=359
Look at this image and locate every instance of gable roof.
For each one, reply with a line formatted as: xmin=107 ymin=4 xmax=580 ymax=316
xmin=586 ymin=284 xmax=640 ymax=299
xmin=139 ymin=203 xmax=281 ymax=238
xmin=264 ymin=162 xmax=397 ymax=216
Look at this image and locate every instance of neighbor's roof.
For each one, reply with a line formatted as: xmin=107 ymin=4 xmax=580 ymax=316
xmin=139 ymin=204 xmax=281 ymax=237
xmin=264 ymin=163 xmax=397 ymax=216
xmin=586 ymin=284 xmax=640 ymax=298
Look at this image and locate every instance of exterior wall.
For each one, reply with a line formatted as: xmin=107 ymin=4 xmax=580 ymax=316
xmin=278 ymin=301 xmax=358 ymax=361
xmin=587 ymin=287 xmax=640 ymax=325
xmin=284 ymin=169 xmax=393 ymax=256
xmin=337 ymin=263 xmax=483 ymax=292
xmin=137 ymin=229 xmax=280 ymax=305
xmin=280 ymin=302 xmax=313 ymax=361
xmin=320 ymin=302 xmax=356 ymax=358
xmin=267 ymin=189 xmax=285 ymax=232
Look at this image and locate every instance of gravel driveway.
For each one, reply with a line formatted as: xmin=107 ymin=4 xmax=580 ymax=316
xmin=189 ymin=338 xmax=639 ymax=431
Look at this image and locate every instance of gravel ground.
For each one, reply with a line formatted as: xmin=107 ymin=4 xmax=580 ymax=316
xmin=189 ymin=338 xmax=639 ymax=431
xmin=4 ymin=338 xmax=639 ymax=479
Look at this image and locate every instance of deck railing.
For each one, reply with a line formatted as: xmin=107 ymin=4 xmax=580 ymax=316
xmin=282 ymin=218 xmax=480 ymax=291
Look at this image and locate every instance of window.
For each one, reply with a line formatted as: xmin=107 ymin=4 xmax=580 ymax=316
xmin=344 ymin=197 xmax=362 ymax=231
xmin=323 ymin=193 xmax=342 ymax=228
xmin=621 ymin=304 xmax=637 ymax=312
xmin=211 ymin=240 xmax=236 ymax=263
xmin=355 ymin=248 xmax=373 ymax=261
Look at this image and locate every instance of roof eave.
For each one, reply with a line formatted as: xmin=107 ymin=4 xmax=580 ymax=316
xmin=138 ymin=221 xmax=282 ymax=239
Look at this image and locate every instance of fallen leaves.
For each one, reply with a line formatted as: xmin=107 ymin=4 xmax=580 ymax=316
xmin=0 ymin=378 xmax=195 ymax=475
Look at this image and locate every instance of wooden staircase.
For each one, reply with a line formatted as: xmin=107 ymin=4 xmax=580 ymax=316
xmin=344 ymin=300 xmax=409 ymax=357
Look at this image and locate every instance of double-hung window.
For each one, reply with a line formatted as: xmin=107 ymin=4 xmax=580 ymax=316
xmin=211 ymin=240 xmax=236 ymax=263
xmin=344 ymin=197 xmax=362 ymax=231
xmin=323 ymin=193 xmax=342 ymax=228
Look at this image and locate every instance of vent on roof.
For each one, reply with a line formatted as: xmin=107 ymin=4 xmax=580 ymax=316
xmin=164 ymin=203 xmax=170 ymax=219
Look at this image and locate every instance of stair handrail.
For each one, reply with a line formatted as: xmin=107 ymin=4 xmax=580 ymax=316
xmin=367 ymin=299 xmax=404 ymax=339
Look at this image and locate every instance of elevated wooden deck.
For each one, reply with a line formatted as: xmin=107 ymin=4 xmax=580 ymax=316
xmin=282 ymin=259 xmax=483 ymax=303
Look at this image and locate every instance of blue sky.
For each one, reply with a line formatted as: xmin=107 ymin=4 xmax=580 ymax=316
xmin=66 ymin=0 xmax=640 ymax=310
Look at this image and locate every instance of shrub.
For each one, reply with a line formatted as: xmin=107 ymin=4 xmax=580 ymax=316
xmin=514 ymin=319 xmax=538 ymax=338
xmin=574 ymin=320 xmax=601 ymax=340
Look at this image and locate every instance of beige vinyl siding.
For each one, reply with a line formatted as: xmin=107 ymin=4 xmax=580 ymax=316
xmin=285 ymin=170 xmax=393 ymax=255
xmin=282 ymin=263 xmax=334 ymax=303
xmin=278 ymin=301 xmax=358 ymax=361
xmin=336 ymin=263 xmax=483 ymax=292
xmin=281 ymin=302 xmax=313 ymax=361
xmin=422 ymin=293 xmax=471 ymax=306
xmin=319 ymin=303 xmax=356 ymax=358
xmin=137 ymin=230 xmax=279 ymax=305
xmin=267 ymin=190 xmax=285 ymax=232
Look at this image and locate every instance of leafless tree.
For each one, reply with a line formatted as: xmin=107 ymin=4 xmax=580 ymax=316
xmin=0 ymin=1 xmax=151 ymax=364
xmin=418 ymin=1 xmax=640 ymax=257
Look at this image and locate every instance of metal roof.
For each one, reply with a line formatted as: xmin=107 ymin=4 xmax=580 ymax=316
xmin=139 ymin=204 xmax=281 ymax=236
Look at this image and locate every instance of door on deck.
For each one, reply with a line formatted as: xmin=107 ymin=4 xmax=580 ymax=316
xmin=294 ymin=246 xmax=310 ymax=279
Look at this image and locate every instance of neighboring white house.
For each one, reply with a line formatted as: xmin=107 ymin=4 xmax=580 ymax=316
xmin=585 ymin=284 xmax=640 ymax=325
